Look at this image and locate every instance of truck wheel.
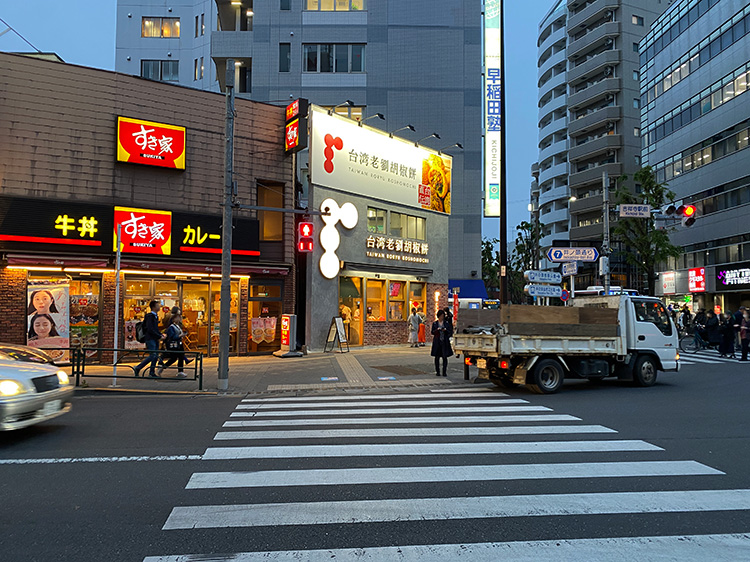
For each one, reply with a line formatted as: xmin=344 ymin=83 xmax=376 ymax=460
xmin=528 ymin=359 xmax=564 ymax=394
xmin=633 ymin=355 xmax=658 ymax=387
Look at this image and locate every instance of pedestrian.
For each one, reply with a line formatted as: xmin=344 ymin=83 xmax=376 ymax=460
xmin=733 ymin=306 xmax=745 ymax=350
xmin=680 ymin=306 xmax=692 ymax=332
xmin=431 ymin=309 xmax=453 ymax=377
xmin=705 ymin=310 xmax=721 ymax=349
xmin=740 ymin=310 xmax=750 ymax=361
xmin=162 ymin=305 xmax=181 ymax=330
xmin=417 ymin=305 xmax=427 ymax=347
xmin=719 ymin=312 xmax=736 ymax=358
xmin=407 ymin=307 xmax=420 ymax=347
xmin=158 ymin=312 xmax=188 ymax=377
xmin=134 ymin=300 xmax=166 ymax=378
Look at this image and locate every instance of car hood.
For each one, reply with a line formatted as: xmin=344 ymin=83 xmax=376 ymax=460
xmin=0 ymin=359 xmax=61 ymax=381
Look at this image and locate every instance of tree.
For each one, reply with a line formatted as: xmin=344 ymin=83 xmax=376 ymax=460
xmin=508 ymin=220 xmax=543 ymax=303
xmin=481 ymin=237 xmax=501 ymax=299
xmin=612 ymin=166 xmax=681 ymax=296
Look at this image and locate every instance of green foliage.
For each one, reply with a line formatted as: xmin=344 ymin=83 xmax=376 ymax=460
xmin=509 ymin=220 xmax=543 ymax=303
xmin=481 ymin=237 xmax=501 ymax=298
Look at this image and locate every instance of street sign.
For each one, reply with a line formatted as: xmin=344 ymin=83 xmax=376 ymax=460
xmin=524 ymin=284 xmax=563 ymax=298
xmin=547 ymin=247 xmax=599 ymax=262
xmin=619 ymin=204 xmax=651 ymax=218
xmin=524 ymin=270 xmax=562 ymax=284
xmin=560 ymin=289 xmax=570 ymax=302
xmin=561 ymin=261 xmax=578 ymax=277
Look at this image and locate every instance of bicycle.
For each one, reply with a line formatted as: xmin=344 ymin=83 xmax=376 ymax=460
xmin=679 ymin=325 xmax=716 ymax=353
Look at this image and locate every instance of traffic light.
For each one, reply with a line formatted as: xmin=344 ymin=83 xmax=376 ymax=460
xmin=678 ymin=204 xmax=697 ymax=227
xmin=297 ymin=221 xmax=314 ymax=252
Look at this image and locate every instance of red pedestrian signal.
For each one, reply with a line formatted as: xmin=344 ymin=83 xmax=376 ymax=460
xmin=297 ymin=221 xmax=314 ymax=252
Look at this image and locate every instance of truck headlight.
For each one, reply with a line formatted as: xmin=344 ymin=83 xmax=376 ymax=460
xmin=56 ymin=371 xmax=70 ymax=385
xmin=0 ymin=380 xmax=25 ymax=396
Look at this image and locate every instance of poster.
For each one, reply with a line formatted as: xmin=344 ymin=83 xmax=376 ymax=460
xmin=251 ymin=317 xmax=265 ymax=344
xmin=263 ymin=317 xmax=277 ymax=344
xmin=124 ymin=320 xmax=145 ymax=350
xmin=27 ymin=281 xmax=70 ymax=362
xmin=70 ymin=294 xmax=100 ymax=358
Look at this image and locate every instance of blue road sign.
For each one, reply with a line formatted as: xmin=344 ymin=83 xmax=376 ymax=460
xmin=547 ymin=247 xmax=599 ymax=262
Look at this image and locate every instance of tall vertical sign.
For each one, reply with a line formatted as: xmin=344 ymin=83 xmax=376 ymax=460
xmin=483 ymin=0 xmax=503 ymax=218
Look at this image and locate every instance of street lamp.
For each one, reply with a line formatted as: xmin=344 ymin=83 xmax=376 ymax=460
xmin=328 ymin=100 xmax=354 ymax=115
xmin=389 ymin=124 xmax=415 ymax=138
xmin=415 ymin=133 xmax=440 ymax=146
xmin=359 ymin=112 xmax=385 ymax=126
xmin=438 ymin=142 xmax=463 ymax=154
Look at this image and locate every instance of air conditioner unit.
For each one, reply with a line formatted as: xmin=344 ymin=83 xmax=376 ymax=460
xmin=606 ymin=94 xmax=614 ymax=102
xmin=605 ymin=38 xmax=614 ymax=47
xmin=605 ymin=11 xmax=613 ymax=19
xmin=604 ymin=66 xmax=613 ymax=76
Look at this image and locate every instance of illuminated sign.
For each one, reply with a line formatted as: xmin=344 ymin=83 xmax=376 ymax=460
xmin=365 ymin=235 xmax=429 ymax=264
xmin=281 ymin=315 xmax=290 ymax=347
xmin=717 ymin=263 xmax=750 ymax=289
xmin=483 ymin=0 xmax=503 ymax=217
xmin=662 ymin=271 xmax=676 ymax=295
xmin=286 ymin=98 xmax=308 ymax=122
xmin=309 ymin=107 xmax=452 ymax=215
xmin=688 ymin=267 xmax=706 ymax=293
xmin=114 ymin=206 xmax=172 ymax=255
xmin=285 ymin=99 xmax=308 ymax=154
xmin=117 ymin=116 xmax=186 ymax=169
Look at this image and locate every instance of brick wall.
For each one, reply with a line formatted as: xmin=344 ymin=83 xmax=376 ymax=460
xmin=0 ymin=269 xmax=27 ymax=344
xmin=362 ymin=320 xmax=410 ymax=346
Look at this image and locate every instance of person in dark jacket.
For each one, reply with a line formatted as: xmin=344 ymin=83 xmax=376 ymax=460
xmin=705 ymin=311 xmax=721 ymax=347
xmin=431 ymin=309 xmax=453 ymax=377
xmin=158 ymin=312 xmax=188 ymax=377
xmin=134 ymin=300 xmax=166 ymax=378
xmin=719 ymin=312 xmax=736 ymax=358
xmin=740 ymin=310 xmax=750 ymax=361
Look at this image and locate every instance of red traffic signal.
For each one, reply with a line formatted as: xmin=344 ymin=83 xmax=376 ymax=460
xmin=680 ymin=204 xmax=697 ymax=227
xmin=297 ymin=221 xmax=314 ymax=252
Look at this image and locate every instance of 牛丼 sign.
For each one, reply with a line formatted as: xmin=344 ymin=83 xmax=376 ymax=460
xmin=116 ymin=117 xmax=186 ymax=169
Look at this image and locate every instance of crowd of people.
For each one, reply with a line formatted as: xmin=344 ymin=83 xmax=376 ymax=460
xmin=672 ymin=304 xmax=750 ymax=361
xmin=133 ymin=300 xmax=191 ymax=378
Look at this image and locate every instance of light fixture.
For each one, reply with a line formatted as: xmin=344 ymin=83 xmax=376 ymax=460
xmin=231 ymin=1 xmax=242 ymax=5
xmin=7 ymin=265 xmax=63 ymax=272
xmin=415 ymin=133 xmax=441 ymax=146
xmin=246 ymin=9 xmax=254 ymax=16
xmin=328 ymin=100 xmax=354 ymax=115
xmin=389 ymin=124 xmax=416 ymax=138
xmin=359 ymin=112 xmax=385 ymax=127
xmin=63 ymin=268 xmax=115 ymax=274
xmin=437 ymin=142 xmax=463 ymax=154
xmin=121 ymin=269 xmax=166 ymax=275
xmin=569 ymin=195 xmax=577 ymax=202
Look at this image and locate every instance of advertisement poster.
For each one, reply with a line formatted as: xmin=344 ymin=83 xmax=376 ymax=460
xmin=27 ymin=281 xmax=70 ymax=362
xmin=124 ymin=320 xmax=145 ymax=350
xmin=263 ymin=317 xmax=277 ymax=344
xmin=251 ymin=318 xmax=265 ymax=344
xmin=70 ymin=294 xmax=100 ymax=358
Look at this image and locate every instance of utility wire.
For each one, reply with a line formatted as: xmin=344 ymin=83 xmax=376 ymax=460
xmin=0 ymin=17 xmax=41 ymax=53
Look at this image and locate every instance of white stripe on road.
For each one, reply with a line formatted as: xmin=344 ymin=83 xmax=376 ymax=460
xmin=211 ymin=425 xmax=615 ymax=441
xmin=0 ymin=455 xmax=202 ymax=465
xmin=203 ymin=440 xmax=660 ymax=459
xmin=144 ymin=533 xmax=750 ymax=560
xmin=238 ymin=398 xmax=528 ymax=410
xmin=241 ymin=391 xmax=506 ymax=402
xmin=164 ymin=488 xmax=737 ymax=530
xmin=429 ymin=387 xmax=495 ymax=392
xmin=231 ymin=405 xmax=552 ymax=417
xmin=222 ymin=414 xmax=582 ymax=427
xmin=186 ymin=460 xmax=722 ymax=489
xmin=680 ymin=356 xmax=737 ymax=364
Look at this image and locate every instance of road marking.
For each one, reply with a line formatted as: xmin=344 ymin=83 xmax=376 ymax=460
xmin=231 ymin=405 xmax=552 ymax=417
xmin=144 ymin=533 xmax=750 ymax=560
xmin=185 ymin=460 xmax=722 ymax=489
xmin=164 ymin=488 xmax=737 ymax=530
xmin=241 ymin=392 xmax=507 ymax=402
xmin=680 ymin=355 xmax=737 ymax=364
xmin=0 ymin=455 xmax=203 ymax=465
xmin=429 ymin=387 xmax=495 ymax=392
xmin=237 ymin=398 xmax=529 ymax=410
xmin=203 ymin=440 xmax=660 ymax=458
xmin=223 ymin=414 xmax=582 ymax=427
xmin=212 ymin=425 xmax=614 ymax=441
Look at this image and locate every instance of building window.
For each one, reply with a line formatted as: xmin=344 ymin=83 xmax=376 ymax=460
xmin=633 ymin=98 xmax=640 ymax=109
xmin=635 ymin=155 xmax=641 ymax=165
xmin=366 ymin=279 xmax=385 ymax=321
xmin=390 ymin=212 xmax=426 ymax=240
xmin=634 ymin=127 xmax=640 ymax=137
xmin=305 ymin=0 xmax=365 ymax=10
xmin=200 ymin=57 xmax=204 ymax=79
xmin=239 ymin=64 xmax=251 ymax=93
xmin=258 ymin=183 xmax=283 ymax=241
xmin=201 ymin=13 xmax=205 ymax=35
xmin=281 ymin=0 xmax=291 ymax=9
xmin=195 ymin=15 xmax=199 ymax=37
xmin=388 ymin=281 xmax=406 ymax=321
xmin=194 ymin=59 xmax=199 ymax=80
xmin=302 ymin=44 xmax=365 ymax=73
xmin=367 ymin=207 xmax=386 ymax=233
xmin=141 ymin=60 xmax=179 ymax=81
xmin=632 ymin=15 xmax=644 ymax=26
xmin=633 ymin=70 xmax=639 ymax=81
xmin=633 ymin=42 xmax=639 ymax=52
xmin=141 ymin=17 xmax=180 ymax=38
xmin=279 ymin=43 xmax=291 ymax=72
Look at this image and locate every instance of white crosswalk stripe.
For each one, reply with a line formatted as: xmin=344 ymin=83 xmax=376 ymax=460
xmin=147 ymin=391 xmax=741 ymax=561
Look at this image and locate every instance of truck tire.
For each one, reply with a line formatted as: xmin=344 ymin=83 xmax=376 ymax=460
xmin=633 ymin=355 xmax=658 ymax=387
xmin=528 ymin=358 xmax=564 ymax=394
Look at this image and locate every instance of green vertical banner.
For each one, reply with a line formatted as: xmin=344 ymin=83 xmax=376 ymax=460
xmin=483 ymin=0 xmax=503 ymax=217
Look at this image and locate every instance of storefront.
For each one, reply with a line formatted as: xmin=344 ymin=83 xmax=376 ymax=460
xmin=657 ymin=265 xmax=750 ymax=315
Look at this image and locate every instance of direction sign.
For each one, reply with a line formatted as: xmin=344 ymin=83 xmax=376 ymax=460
xmin=619 ymin=204 xmax=651 ymax=218
xmin=547 ymin=247 xmax=599 ymax=263
xmin=524 ymin=270 xmax=562 ymax=284
xmin=524 ymin=284 xmax=563 ymax=298
xmin=562 ymin=261 xmax=578 ymax=277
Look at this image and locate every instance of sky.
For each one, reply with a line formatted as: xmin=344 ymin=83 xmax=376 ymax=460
xmin=0 ymin=1 xmax=554 ymax=244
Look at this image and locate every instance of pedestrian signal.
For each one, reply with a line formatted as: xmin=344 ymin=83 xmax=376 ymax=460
xmin=297 ymin=221 xmax=314 ymax=252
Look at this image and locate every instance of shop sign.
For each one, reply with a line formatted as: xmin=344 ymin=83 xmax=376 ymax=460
xmin=173 ymin=213 xmax=260 ymax=259
xmin=689 ymin=267 xmax=706 ymax=293
xmin=114 ymin=206 xmax=172 ymax=255
xmin=309 ymin=106 xmax=452 ymax=215
xmin=717 ymin=263 xmax=750 ymax=289
xmin=116 ymin=116 xmax=186 ymax=169
xmin=483 ymin=0 xmax=503 ymax=217
xmin=280 ymin=315 xmax=290 ymax=347
xmin=365 ymin=235 xmax=429 ymax=264
xmin=320 ymin=198 xmax=358 ymax=280
xmin=662 ymin=271 xmax=676 ymax=295
xmin=285 ymin=99 xmax=308 ymax=154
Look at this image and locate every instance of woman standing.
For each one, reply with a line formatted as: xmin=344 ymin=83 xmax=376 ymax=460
xmin=407 ymin=307 xmax=421 ymax=347
xmin=431 ymin=309 xmax=453 ymax=377
xmin=158 ymin=313 xmax=188 ymax=378
xmin=740 ymin=310 xmax=750 ymax=361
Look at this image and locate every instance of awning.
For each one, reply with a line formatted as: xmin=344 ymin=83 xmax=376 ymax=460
xmin=119 ymin=259 xmax=289 ymax=276
xmin=448 ymin=279 xmax=488 ymax=299
xmin=5 ymin=254 xmax=109 ymax=268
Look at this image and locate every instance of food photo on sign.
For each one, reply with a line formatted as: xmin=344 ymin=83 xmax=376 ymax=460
xmin=27 ymin=281 xmax=70 ymax=362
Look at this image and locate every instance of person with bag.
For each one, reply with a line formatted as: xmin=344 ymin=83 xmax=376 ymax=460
xmin=158 ymin=312 xmax=188 ymax=378
xmin=431 ymin=309 xmax=453 ymax=377
xmin=133 ymin=300 xmax=165 ymax=378
xmin=407 ymin=307 xmax=421 ymax=347
xmin=417 ymin=306 xmax=427 ymax=347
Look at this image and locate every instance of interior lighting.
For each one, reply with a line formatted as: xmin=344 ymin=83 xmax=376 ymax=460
xmin=166 ymin=272 xmax=209 ymax=277
xmin=7 ymin=266 xmax=63 ymax=272
xmin=63 ymin=268 xmax=115 ymax=274
xmin=120 ymin=269 xmax=166 ymax=275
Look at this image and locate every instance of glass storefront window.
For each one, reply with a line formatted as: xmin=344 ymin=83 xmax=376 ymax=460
xmin=388 ymin=281 xmax=406 ymax=321
xmin=366 ymin=279 xmax=386 ymax=321
xmin=408 ymin=282 xmax=425 ymax=315
xmin=126 ymin=280 xmax=151 ymax=295
xmin=182 ymin=283 xmax=210 ymax=353
xmin=210 ymin=281 xmax=238 ymax=354
xmin=339 ymin=276 xmax=363 ymax=345
xmin=248 ymin=283 xmax=283 ymax=354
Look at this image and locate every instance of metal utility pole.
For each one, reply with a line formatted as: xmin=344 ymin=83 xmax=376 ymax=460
xmin=218 ymin=59 xmax=235 ymax=391
xmin=498 ymin=0 xmax=509 ymax=304
xmin=602 ymin=171 xmax=611 ymax=295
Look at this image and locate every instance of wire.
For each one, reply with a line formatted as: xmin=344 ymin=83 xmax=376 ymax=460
xmin=0 ymin=17 xmax=41 ymax=53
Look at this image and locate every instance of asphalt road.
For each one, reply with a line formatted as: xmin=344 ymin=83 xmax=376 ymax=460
xmin=2 ymin=351 xmax=750 ymax=561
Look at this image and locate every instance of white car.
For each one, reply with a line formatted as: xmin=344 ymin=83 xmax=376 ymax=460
xmin=0 ymin=344 xmax=74 ymax=431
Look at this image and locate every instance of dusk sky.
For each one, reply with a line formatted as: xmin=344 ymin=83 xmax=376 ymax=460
xmin=1 ymin=1 xmax=554 ymax=244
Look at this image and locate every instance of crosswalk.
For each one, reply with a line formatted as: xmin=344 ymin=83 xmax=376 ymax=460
xmin=679 ymin=350 xmax=744 ymax=365
xmin=144 ymin=387 xmax=750 ymax=560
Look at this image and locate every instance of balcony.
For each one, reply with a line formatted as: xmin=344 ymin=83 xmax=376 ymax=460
xmin=539 ymin=70 xmax=566 ymax=97
xmin=567 ymin=21 xmax=620 ymax=59
xmin=538 ymin=115 xmax=567 ymax=140
xmin=539 ymin=183 xmax=570 ymax=207
xmin=540 ymin=93 xmax=567 ymax=116
xmin=567 ymin=105 xmax=621 ymax=136
xmin=567 ymin=49 xmax=620 ymax=84
xmin=538 ymin=48 xmax=567 ymax=82
xmin=539 ymin=25 xmax=567 ymax=56
xmin=538 ymin=161 xmax=569 ymax=185
xmin=540 ymin=206 xmax=570 ymax=226
xmin=568 ymin=134 xmax=622 ymax=162
xmin=568 ymin=0 xmax=619 ymax=31
xmin=568 ymin=162 xmax=622 ymax=188
xmin=539 ymin=139 xmax=567 ymax=163
xmin=569 ymin=223 xmax=604 ymax=241
xmin=569 ymin=194 xmax=603 ymax=214
xmin=568 ymin=77 xmax=620 ymax=109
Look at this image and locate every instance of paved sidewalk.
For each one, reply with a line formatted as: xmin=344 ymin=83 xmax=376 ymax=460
xmin=75 ymin=345 xmax=482 ymax=395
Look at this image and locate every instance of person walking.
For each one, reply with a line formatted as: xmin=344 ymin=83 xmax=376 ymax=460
xmin=733 ymin=306 xmax=745 ymax=351
xmin=740 ymin=310 xmax=750 ymax=361
xmin=705 ymin=310 xmax=721 ymax=350
xmin=407 ymin=307 xmax=420 ymax=347
xmin=158 ymin=312 xmax=188 ymax=377
xmin=134 ymin=300 xmax=165 ymax=378
xmin=719 ymin=312 xmax=736 ymax=358
xmin=417 ymin=305 xmax=427 ymax=347
xmin=431 ymin=309 xmax=453 ymax=377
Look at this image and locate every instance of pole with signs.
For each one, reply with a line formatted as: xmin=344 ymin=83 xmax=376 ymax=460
xmin=602 ymin=171 xmax=611 ymax=296
xmin=218 ymin=60 xmax=235 ymax=391
xmin=111 ymin=224 xmax=122 ymax=388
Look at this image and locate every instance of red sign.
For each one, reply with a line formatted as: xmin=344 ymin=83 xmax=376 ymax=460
xmin=117 ymin=116 xmax=186 ymax=169
xmin=285 ymin=98 xmax=308 ymax=122
xmin=114 ymin=206 xmax=172 ymax=255
xmin=418 ymin=184 xmax=431 ymax=207
xmin=281 ymin=315 xmax=290 ymax=347
xmin=689 ymin=267 xmax=706 ymax=293
xmin=453 ymin=293 xmax=459 ymax=327
xmin=285 ymin=119 xmax=300 ymax=152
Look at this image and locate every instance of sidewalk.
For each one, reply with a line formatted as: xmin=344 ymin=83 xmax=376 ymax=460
xmin=75 ymin=345 xmax=483 ymax=395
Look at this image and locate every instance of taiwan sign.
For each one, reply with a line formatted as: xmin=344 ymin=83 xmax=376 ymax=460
xmin=547 ymin=247 xmax=599 ymax=262
xmin=483 ymin=0 xmax=503 ymax=217
xmin=116 ymin=117 xmax=186 ymax=169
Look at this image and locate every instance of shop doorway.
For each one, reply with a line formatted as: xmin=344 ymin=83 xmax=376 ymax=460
xmin=339 ymin=276 xmax=363 ymax=346
xmin=182 ymin=283 xmax=210 ymax=354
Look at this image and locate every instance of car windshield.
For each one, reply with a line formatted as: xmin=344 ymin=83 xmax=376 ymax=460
xmin=0 ymin=346 xmax=54 ymax=364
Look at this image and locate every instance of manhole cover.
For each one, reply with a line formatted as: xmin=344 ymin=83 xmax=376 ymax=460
xmin=374 ymin=365 xmax=429 ymax=376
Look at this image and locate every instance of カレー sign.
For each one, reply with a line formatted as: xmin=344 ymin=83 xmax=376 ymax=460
xmin=114 ymin=206 xmax=172 ymax=255
xmin=117 ymin=116 xmax=186 ymax=169
xmin=689 ymin=267 xmax=706 ymax=293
